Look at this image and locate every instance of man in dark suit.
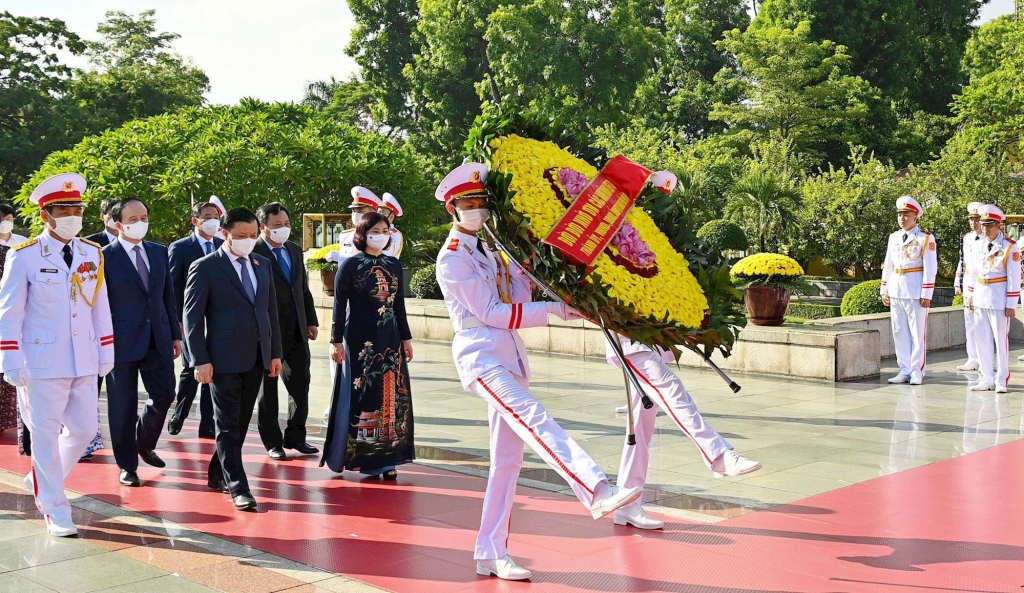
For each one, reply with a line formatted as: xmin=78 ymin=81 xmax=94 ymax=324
xmin=102 ymin=198 xmax=182 ymax=487
xmin=253 ymin=203 xmax=319 ymax=460
xmin=184 ymin=207 xmax=282 ymax=511
xmin=166 ymin=202 xmax=223 ymax=438
xmin=84 ymin=197 xmax=119 ymax=246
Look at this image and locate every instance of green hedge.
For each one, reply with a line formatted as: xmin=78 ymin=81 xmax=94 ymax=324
xmin=953 ymin=294 xmax=964 ymax=307
xmin=841 ymin=280 xmax=888 ymax=316
xmin=409 ymin=264 xmax=442 ymax=300
xmin=787 ymin=302 xmax=842 ymax=320
xmin=697 ymin=219 xmax=749 ymax=252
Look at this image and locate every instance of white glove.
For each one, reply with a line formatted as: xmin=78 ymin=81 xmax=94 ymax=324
xmin=98 ymin=363 xmax=114 ymax=378
xmin=551 ymin=303 xmax=584 ymax=321
xmin=4 ymin=368 xmax=29 ymax=388
xmin=325 ymin=250 xmax=342 ymax=263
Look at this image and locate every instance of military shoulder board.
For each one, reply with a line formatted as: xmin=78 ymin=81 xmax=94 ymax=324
xmin=12 ymin=237 xmax=37 ymax=251
xmin=447 ymin=238 xmax=460 ymax=251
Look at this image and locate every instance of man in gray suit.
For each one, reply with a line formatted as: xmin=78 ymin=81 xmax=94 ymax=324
xmin=184 ymin=207 xmax=282 ymax=511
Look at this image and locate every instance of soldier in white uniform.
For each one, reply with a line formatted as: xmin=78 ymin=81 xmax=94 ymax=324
xmin=325 ymin=186 xmax=381 ymax=268
xmin=966 ymin=205 xmax=1020 ymax=393
xmin=379 ymin=192 xmax=405 ymax=259
xmin=434 ymin=163 xmax=641 ymax=581
xmin=0 ymin=173 xmax=114 ymax=537
xmin=607 ymin=335 xmax=761 ymax=529
xmin=880 ymin=196 xmax=937 ymax=385
xmin=955 ymin=202 xmax=984 ymax=371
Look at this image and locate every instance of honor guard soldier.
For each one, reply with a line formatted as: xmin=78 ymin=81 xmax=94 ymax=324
xmin=434 ymin=163 xmax=641 ymax=581
xmin=326 ymin=187 xmax=381 ymax=268
xmin=955 ymin=202 xmax=985 ymax=371
xmin=0 ymin=173 xmax=114 ymax=536
xmin=966 ymin=205 xmax=1020 ymax=393
xmin=379 ymin=192 xmax=405 ymax=259
xmin=881 ymin=195 xmax=937 ymax=385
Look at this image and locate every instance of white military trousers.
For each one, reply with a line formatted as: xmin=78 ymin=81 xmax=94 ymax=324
xmin=468 ymin=367 xmax=607 ymax=560
xmin=963 ymin=306 xmax=980 ymax=365
xmin=890 ymin=298 xmax=929 ymax=378
xmin=976 ymin=308 xmax=1011 ymax=387
xmin=17 ymin=375 xmax=99 ymax=524
xmin=615 ymin=351 xmax=731 ymax=508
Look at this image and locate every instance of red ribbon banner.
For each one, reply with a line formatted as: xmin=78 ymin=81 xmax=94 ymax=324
xmin=541 ymin=155 xmax=652 ymax=267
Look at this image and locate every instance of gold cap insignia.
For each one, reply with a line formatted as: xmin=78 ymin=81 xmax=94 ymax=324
xmin=471 ymin=171 xmax=482 ymax=183
xmin=63 ymin=181 xmax=76 ymax=192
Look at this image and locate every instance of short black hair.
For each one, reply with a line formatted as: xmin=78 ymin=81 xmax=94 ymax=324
xmin=0 ymin=204 xmax=15 ymax=218
xmin=256 ymin=202 xmax=290 ymax=225
xmin=110 ymin=198 xmax=148 ymax=222
xmin=353 ymin=212 xmax=391 ymax=252
xmin=192 ymin=201 xmax=219 ymax=218
xmin=99 ymin=198 xmax=119 ymax=215
xmin=223 ymin=207 xmax=258 ymax=230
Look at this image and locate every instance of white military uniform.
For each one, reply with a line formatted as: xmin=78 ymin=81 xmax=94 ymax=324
xmin=966 ymin=207 xmax=1021 ymax=390
xmin=880 ymin=199 xmax=937 ymax=382
xmin=955 ymin=227 xmax=985 ymax=368
xmin=606 ymin=336 xmax=731 ymax=507
xmin=0 ymin=231 xmax=114 ymax=526
xmin=380 ymin=192 xmax=404 ymax=259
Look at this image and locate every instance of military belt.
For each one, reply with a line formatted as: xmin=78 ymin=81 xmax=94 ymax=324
xmin=977 ymin=277 xmax=1007 ymax=285
xmin=893 ymin=266 xmax=924 ymax=275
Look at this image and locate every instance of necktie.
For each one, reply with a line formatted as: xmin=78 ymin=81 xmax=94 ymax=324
xmin=62 ymin=244 xmax=72 ymax=269
xmin=133 ymin=245 xmax=150 ymax=291
xmin=237 ymin=257 xmax=256 ymax=303
xmin=902 ymin=233 xmax=908 ymax=243
xmin=989 ymin=242 xmax=994 ymax=252
xmin=204 ymin=241 xmax=213 ymax=255
xmin=274 ymin=247 xmax=292 ymax=283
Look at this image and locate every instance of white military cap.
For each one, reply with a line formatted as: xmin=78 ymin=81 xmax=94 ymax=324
xmin=978 ymin=204 xmax=1005 ymax=224
xmin=896 ymin=195 xmax=923 ymax=215
xmin=350 ymin=186 xmax=382 ymax=209
xmin=381 ymin=193 xmax=403 ymax=217
xmin=209 ymin=195 xmax=226 ymax=216
xmin=967 ymin=201 xmax=983 ymax=216
xmin=435 ymin=163 xmax=488 ymax=203
xmin=29 ymin=173 xmax=87 ymax=209
xmin=650 ymin=171 xmax=677 ymax=195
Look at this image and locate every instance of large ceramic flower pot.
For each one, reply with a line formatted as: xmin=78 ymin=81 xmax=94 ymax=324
xmin=320 ymin=269 xmax=337 ymax=297
xmin=744 ymin=286 xmax=790 ymax=326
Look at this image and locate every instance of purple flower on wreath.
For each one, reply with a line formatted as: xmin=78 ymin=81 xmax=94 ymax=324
xmin=558 ymin=168 xmax=589 ymax=200
xmin=611 ymin=223 xmax=656 ymax=267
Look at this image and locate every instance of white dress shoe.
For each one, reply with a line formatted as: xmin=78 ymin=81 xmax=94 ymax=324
xmin=971 ymin=382 xmax=995 ymax=391
xmin=957 ymin=361 xmax=980 ymax=371
xmin=888 ymin=373 xmax=911 ymax=384
xmin=712 ymin=450 xmax=763 ymax=478
xmin=23 ymin=472 xmax=33 ymax=492
xmin=476 ymin=555 xmax=532 ymax=581
xmin=615 ymin=405 xmax=629 ymax=413
xmin=46 ymin=518 xmax=78 ymax=537
xmin=588 ymin=484 xmax=642 ymax=519
xmin=613 ymin=506 xmax=664 ymax=530
xmin=1019 ymin=355 xmax=1024 ymax=362
xmin=909 ymin=375 xmax=923 ymax=385
xmin=996 ymin=384 xmax=1008 ymax=393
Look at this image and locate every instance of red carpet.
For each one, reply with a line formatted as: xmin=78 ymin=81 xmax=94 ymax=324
xmin=2 ymin=424 xmax=1022 ymax=592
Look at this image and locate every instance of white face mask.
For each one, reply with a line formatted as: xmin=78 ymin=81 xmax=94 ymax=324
xmin=0 ymin=221 xmax=13 ymax=234
xmin=268 ymin=227 xmax=291 ymax=244
xmin=229 ymin=237 xmax=256 ymax=257
xmin=105 ymin=218 xmax=119 ymax=231
xmin=457 ymin=208 xmax=490 ymax=232
xmin=366 ymin=234 xmax=390 ymax=251
xmin=351 ymin=212 xmax=365 ymax=228
xmin=119 ymin=220 xmax=149 ymax=241
xmin=50 ymin=215 xmax=83 ymax=240
xmin=199 ymin=218 xmax=221 ymax=236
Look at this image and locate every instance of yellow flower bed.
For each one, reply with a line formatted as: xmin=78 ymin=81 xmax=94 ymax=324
xmin=732 ymin=253 xmax=804 ymax=277
xmin=490 ymin=134 xmax=708 ymax=329
xmin=309 ymin=243 xmax=339 ymax=261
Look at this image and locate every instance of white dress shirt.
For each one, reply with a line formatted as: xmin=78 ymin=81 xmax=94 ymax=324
xmin=224 ymin=244 xmax=258 ymax=291
xmin=193 ymin=230 xmax=216 ymax=255
xmin=104 ymin=230 xmax=118 ymax=244
xmin=118 ymin=236 xmax=149 ymax=273
xmin=0 ymin=233 xmax=28 ymax=247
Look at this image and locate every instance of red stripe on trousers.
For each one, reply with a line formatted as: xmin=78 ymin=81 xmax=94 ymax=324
xmin=625 ymin=359 xmax=714 ymax=466
xmin=475 ymin=377 xmax=594 ymax=495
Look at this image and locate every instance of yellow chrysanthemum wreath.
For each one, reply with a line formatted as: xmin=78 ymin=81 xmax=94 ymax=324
xmin=732 ymin=253 xmax=804 ymax=278
xmin=490 ymin=134 xmax=708 ymax=330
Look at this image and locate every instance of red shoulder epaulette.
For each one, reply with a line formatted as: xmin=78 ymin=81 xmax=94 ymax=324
xmin=447 ymin=238 xmax=460 ymax=251
xmin=1008 ymin=238 xmax=1017 ymax=245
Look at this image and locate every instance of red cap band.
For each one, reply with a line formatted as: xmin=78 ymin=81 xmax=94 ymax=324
xmin=445 ymin=181 xmax=487 ymax=203
xmin=38 ymin=190 xmax=82 ymax=209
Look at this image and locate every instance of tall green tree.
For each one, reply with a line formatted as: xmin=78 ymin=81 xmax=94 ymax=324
xmin=0 ymin=12 xmax=85 ymax=197
xmin=725 ymin=172 xmax=801 ymax=253
xmin=302 ymin=76 xmax=382 ymax=133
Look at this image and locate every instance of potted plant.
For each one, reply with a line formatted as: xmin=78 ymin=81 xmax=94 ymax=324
xmin=306 ymin=243 xmax=340 ymax=296
xmin=731 ymin=253 xmax=808 ymax=326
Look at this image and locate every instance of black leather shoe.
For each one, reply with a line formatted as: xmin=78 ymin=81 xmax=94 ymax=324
xmin=267 ymin=447 xmax=287 ymax=461
xmin=119 ymin=469 xmax=141 ymax=487
xmin=232 ymin=494 xmax=257 ymax=511
xmin=198 ymin=428 xmax=216 ymax=440
xmin=207 ymin=479 xmax=229 ymax=493
xmin=80 ymin=453 xmax=93 ymax=461
xmin=138 ymin=449 xmax=166 ymax=468
xmin=283 ymin=441 xmax=319 ymax=455
xmin=166 ymin=418 xmax=182 ymax=436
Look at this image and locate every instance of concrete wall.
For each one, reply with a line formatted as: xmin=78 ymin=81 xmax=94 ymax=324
xmin=809 ymin=280 xmax=954 ymax=307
